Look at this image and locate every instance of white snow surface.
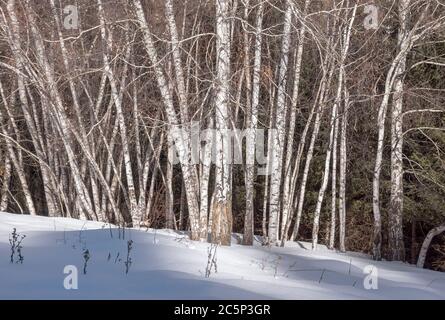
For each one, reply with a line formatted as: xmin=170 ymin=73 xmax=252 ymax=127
xmin=0 ymin=212 xmax=444 ymax=299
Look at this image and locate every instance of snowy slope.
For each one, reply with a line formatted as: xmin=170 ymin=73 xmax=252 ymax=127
xmin=0 ymin=212 xmax=444 ymax=299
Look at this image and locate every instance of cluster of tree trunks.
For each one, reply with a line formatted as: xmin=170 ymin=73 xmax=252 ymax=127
xmin=0 ymin=0 xmax=444 ymax=268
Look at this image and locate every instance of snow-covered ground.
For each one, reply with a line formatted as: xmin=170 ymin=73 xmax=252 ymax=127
xmin=0 ymin=212 xmax=444 ymax=299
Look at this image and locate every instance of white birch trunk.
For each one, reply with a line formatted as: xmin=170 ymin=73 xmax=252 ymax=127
xmin=312 ymin=98 xmax=338 ymax=250
xmin=211 ymin=0 xmax=232 ymax=246
xmin=417 ymin=223 xmax=445 ymax=268
xmin=261 ymin=76 xmax=277 ymax=242
xmin=388 ymin=0 xmax=410 ymax=262
xmin=338 ymin=86 xmax=349 ymax=252
xmin=200 ymin=117 xmax=213 ymax=240
xmin=166 ymin=134 xmax=175 ymax=229
xmin=268 ymin=4 xmax=292 ymax=245
xmin=0 ymin=153 xmax=11 ymax=211
xmin=329 ymin=114 xmax=339 ymax=250
xmin=165 ymin=0 xmax=189 ymax=124
xmin=372 ymin=0 xmax=412 ymax=260
xmin=243 ymin=0 xmax=263 ymax=246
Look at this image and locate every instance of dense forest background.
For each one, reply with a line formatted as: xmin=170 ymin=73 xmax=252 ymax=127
xmin=0 ymin=0 xmax=444 ymax=271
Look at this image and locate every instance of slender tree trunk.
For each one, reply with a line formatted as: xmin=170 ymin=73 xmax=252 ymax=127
xmin=312 ymin=100 xmax=337 ymax=250
xmin=338 ymin=87 xmax=349 ymax=253
xmin=144 ymin=133 xmax=164 ymax=225
xmin=200 ymin=117 xmax=213 ymax=240
xmin=243 ymin=0 xmax=263 ymax=246
xmin=165 ymin=0 xmax=189 ymax=124
xmin=261 ymin=78 xmax=276 ymax=242
xmin=417 ymin=223 xmax=445 ymax=268
xmin=0 ymin=153 xmax=11 ymax=211
xmin=372 ymin=0 xmax=412 ymax=260
xmin=388 ymin=0 xmax=410 ymax=262
xmin=268 ymin=4 xmax=292 ymax=245
xmin=166 ymin=134 xmax=175 ymax=229
xmin=211 ymin=0 xmax=232 ymax=246
xmin=329 ymin=114 xmax=339 ymax=250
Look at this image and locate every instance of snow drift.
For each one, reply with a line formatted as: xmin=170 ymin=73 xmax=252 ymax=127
xmin=0 ymin=212 xmax=444 ymax=299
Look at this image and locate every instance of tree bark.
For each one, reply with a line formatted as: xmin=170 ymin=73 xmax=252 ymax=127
xmin=417 ymin=223 xmax=445 ymax=268
xmin=243 ymin=0 xmax=263 ymax=246
xmin=338 ymin=87 xmax=349 ymax=253
xmin=388 ymin=0 xmax=410 ymax=262
xmin=211 ymin=0 xmax=233 ymax=246
xmin=268 ymin=4 xmax=292 ymax=245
